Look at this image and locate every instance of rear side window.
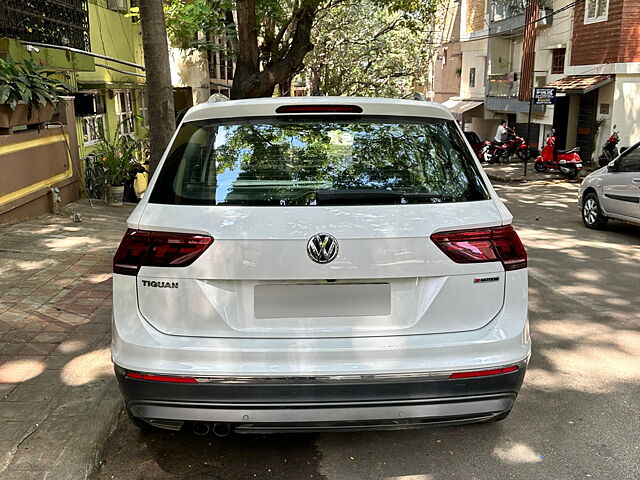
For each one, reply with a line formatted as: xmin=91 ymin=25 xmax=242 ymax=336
xmin=149 ymin=116 xmax=489 ymax=206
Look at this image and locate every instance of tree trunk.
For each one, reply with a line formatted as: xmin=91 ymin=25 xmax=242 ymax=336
xmin=231 ymin=0 xmax=321 ymax=99
xmin=139 ymin=0 xmax=175 ymax=174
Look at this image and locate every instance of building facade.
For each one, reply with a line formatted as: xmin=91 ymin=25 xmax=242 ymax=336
xmin=0 ymin=0 xmax=148 ymax=222
xmin=434 ymin=0 xmax=640 ymax=161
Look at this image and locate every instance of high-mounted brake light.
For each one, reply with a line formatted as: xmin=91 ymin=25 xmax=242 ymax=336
xmin=113 ymin=229 xmax=213 ymax=276
xmin=449 ymin=365 xmax=519 ymax=379
xmin=125 ymin=372 xmax=198 ymax=383
xmin=275 ymin=105 xmax=363 ymax=114
xmin=431 ymin=225 xmax=527 ymax=271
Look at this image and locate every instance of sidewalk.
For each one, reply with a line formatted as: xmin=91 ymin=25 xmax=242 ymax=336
xmin=0 ymin=200 xmax=133 ymax=480
xmin=482 ymin=160 xmax=595 ymax=183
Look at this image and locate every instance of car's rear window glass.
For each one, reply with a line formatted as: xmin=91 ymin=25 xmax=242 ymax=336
xmin=149 ymin=116 xmax=489 ymax=206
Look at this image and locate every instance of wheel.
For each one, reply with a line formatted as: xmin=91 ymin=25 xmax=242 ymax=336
xmin=582 ymin=193 xmax=608 ymax=229
xmin=534 ymin=161 xmax=548 ymax=172
xmin=517 ymin=149 xmax=529 ymax=161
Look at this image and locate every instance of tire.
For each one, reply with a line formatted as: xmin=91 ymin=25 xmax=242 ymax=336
xmin=582 ymin=193 xmax=608 ymax=229
xmin=517 ymin=149 xmax=529 ymax=161
xmin=534 ymin=162 xmax=548 ymax=172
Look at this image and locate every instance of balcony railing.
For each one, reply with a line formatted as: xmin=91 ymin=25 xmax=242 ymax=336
xmin=491 ymin=0 xmax=526 ymax=23
xmin=487 ymin=73 xmax=520 ymax=98
xmin=0 ymin=0 xmax=90 ymax=51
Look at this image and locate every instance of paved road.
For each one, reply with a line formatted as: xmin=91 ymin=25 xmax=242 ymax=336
xmin=93 ymin=182 xmax=640 ymax=480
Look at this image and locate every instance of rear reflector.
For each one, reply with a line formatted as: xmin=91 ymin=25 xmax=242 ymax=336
xmin=125 ymin=372 xmax=198 ymax=383
xmin=449 ymin=365 xmax=519 ymax=379
xmin=275 ymin=105 xmax=363 ymax=114
xmin=113 ymin=229 xmax=213 ymax=276
xmin=431 ymin=225 xmax=527 ymax=271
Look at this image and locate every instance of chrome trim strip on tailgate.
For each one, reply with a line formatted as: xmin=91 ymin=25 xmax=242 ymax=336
xmin=136 ymin=359 xmax=529 ymax=384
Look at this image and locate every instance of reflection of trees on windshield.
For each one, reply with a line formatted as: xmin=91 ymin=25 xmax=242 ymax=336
xmin=150 ymin=118 xmax=488 ymax=206
xmin=209 ymin=120 xmax=484 ymax=205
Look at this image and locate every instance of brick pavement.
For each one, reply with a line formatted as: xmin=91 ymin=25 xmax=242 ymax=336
xmin=0 ymin=200 xmax=133 ymax=480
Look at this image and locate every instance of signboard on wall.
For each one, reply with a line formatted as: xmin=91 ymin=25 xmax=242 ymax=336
xmin=533 ymin=88 xmax=557 ymax=105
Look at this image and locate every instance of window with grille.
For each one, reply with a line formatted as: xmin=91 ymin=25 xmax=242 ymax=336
xmin=82 ymin=115 xmax=105 ymax=146
xmin=469 ymin=68 xmax=476 ymax=88
xmin=551 ymin=48 xmax=565 ymax=74
xmin=115 ymin=90 xmax=135 ymax=136
xmin=135 ymin=90 xmax=148 ymax=129
xmin=584 ymin=0 xmax=608 ymax=24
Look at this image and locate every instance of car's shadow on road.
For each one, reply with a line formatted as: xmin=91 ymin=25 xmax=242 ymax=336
xmin=95 ymin=415 xmax=325 ymax=479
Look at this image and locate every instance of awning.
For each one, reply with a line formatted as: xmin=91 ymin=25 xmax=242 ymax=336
xmin=546 ymin=75 xmax=614 ymax=94
xmin=441 ymin=100 xmax=484 ymax=116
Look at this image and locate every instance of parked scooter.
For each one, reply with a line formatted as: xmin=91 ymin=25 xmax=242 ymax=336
xmin=534 ymin=130 xmax=583 ymax=178
xmin=598 ymin=125 xmax=620 ymax=167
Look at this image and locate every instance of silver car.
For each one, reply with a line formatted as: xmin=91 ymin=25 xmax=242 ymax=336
xmin=580 ymin=141 xmax=640 ymax=229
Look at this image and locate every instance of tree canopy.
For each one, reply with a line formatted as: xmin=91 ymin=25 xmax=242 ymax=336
xmin=162 ymin=0 xmax=442 ymax=99
xmin=305 ymin=1 xmax=439 ymax=97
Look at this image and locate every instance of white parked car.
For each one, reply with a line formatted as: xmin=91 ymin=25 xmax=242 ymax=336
xmin=580 ymin=141 xmax=640 ymax=229
xmin=112 ymin=97 xmax=530 ymax=434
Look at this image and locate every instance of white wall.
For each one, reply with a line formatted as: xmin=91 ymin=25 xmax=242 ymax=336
xmin=169 ymin=47 xmax=211 ymax=106
xmin=611 ymin=75 xmax=640 ymax=148
xmin=460 ymin=38 xmax=488 ymax=99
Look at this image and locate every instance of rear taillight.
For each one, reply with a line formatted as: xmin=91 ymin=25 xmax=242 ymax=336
xmin=125 ymin=372 xmax=198 ymax=383
xmin=113 ymin=229 xmax=213 ymax=276
xmin=449 ymin=365 xmax=519 ymax=379
xmin=431 ymin=225 xmax=527 ymax=271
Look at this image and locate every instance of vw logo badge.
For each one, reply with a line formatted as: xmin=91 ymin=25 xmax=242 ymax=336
xmin=307 ymin=233 xmax=339 ymax=264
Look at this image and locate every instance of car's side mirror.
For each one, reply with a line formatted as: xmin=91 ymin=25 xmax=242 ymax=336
xmin=607 ymin=162 xmax=618 ymax=172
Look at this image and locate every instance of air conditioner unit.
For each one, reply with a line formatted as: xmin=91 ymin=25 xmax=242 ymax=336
xmin=107 ymin=0 xmax=129 ymax=13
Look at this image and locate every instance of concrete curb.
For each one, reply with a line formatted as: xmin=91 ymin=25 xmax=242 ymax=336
xmin=48 ymin=381 xmax=121 ymax=480
xmin=486 ymin=173 xmax=526 ymax=183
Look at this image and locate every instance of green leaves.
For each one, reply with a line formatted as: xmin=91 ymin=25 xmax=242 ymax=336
xmin=164 ymin=0 xmax=232 ymax=51
xmin=305 ymin=0 xmax=441 ymax=97
xmin=92 ymin=118 xmax=146 ymax=186
xmin=0 ymin=58 xmax=74 ymax=112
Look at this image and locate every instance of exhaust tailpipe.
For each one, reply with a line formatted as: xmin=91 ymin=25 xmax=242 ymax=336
xmin=212 ymin=423 xmax=231 ymax=437
xmin=192 ymin=422 xmax=210 ymax=436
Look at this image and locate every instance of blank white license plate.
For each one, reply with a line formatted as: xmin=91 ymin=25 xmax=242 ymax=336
xmin=254 ymin=283 xmax=391 ymax=319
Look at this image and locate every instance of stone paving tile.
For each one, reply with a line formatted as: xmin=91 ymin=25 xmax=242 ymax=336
xmin=30 ymin=332 xmax=68 ymax=343
xmin=0 ymin=401 xmax=44 ymax=421
xmin=4 ymin=382 xmax=63 ymax=403
xmin=18 ymin=343 xmax=58 ymax=356
xmin=0 ymin=199 xmax=133 ymax=478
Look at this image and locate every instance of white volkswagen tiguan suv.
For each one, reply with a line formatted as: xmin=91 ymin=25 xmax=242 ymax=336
xmin=112 ymin=97 xmax=530 ymax=433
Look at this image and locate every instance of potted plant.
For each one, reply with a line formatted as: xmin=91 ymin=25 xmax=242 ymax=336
xmin=0 ymin=59 xmax=73 ymax=133
xmin=93 ymin=121 xmax=145 ymax=205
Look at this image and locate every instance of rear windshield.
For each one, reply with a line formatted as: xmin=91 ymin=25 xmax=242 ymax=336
xmin=149 ymin=116 xmax=489 ymax=206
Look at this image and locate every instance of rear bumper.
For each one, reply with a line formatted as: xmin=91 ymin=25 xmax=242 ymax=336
xmin=115 ymin=363 xmax=526 ymax=431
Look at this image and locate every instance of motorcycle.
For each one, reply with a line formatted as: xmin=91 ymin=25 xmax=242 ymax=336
xmin=598 ymin=125 xmax=620 ymax=167
xmin=534 ymin=131 xmax=582 ymax=179
xmin=504 ymin=133 xmax=530 ymax=161
xmin=480 ymin=140 xmax=508 ymax=164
